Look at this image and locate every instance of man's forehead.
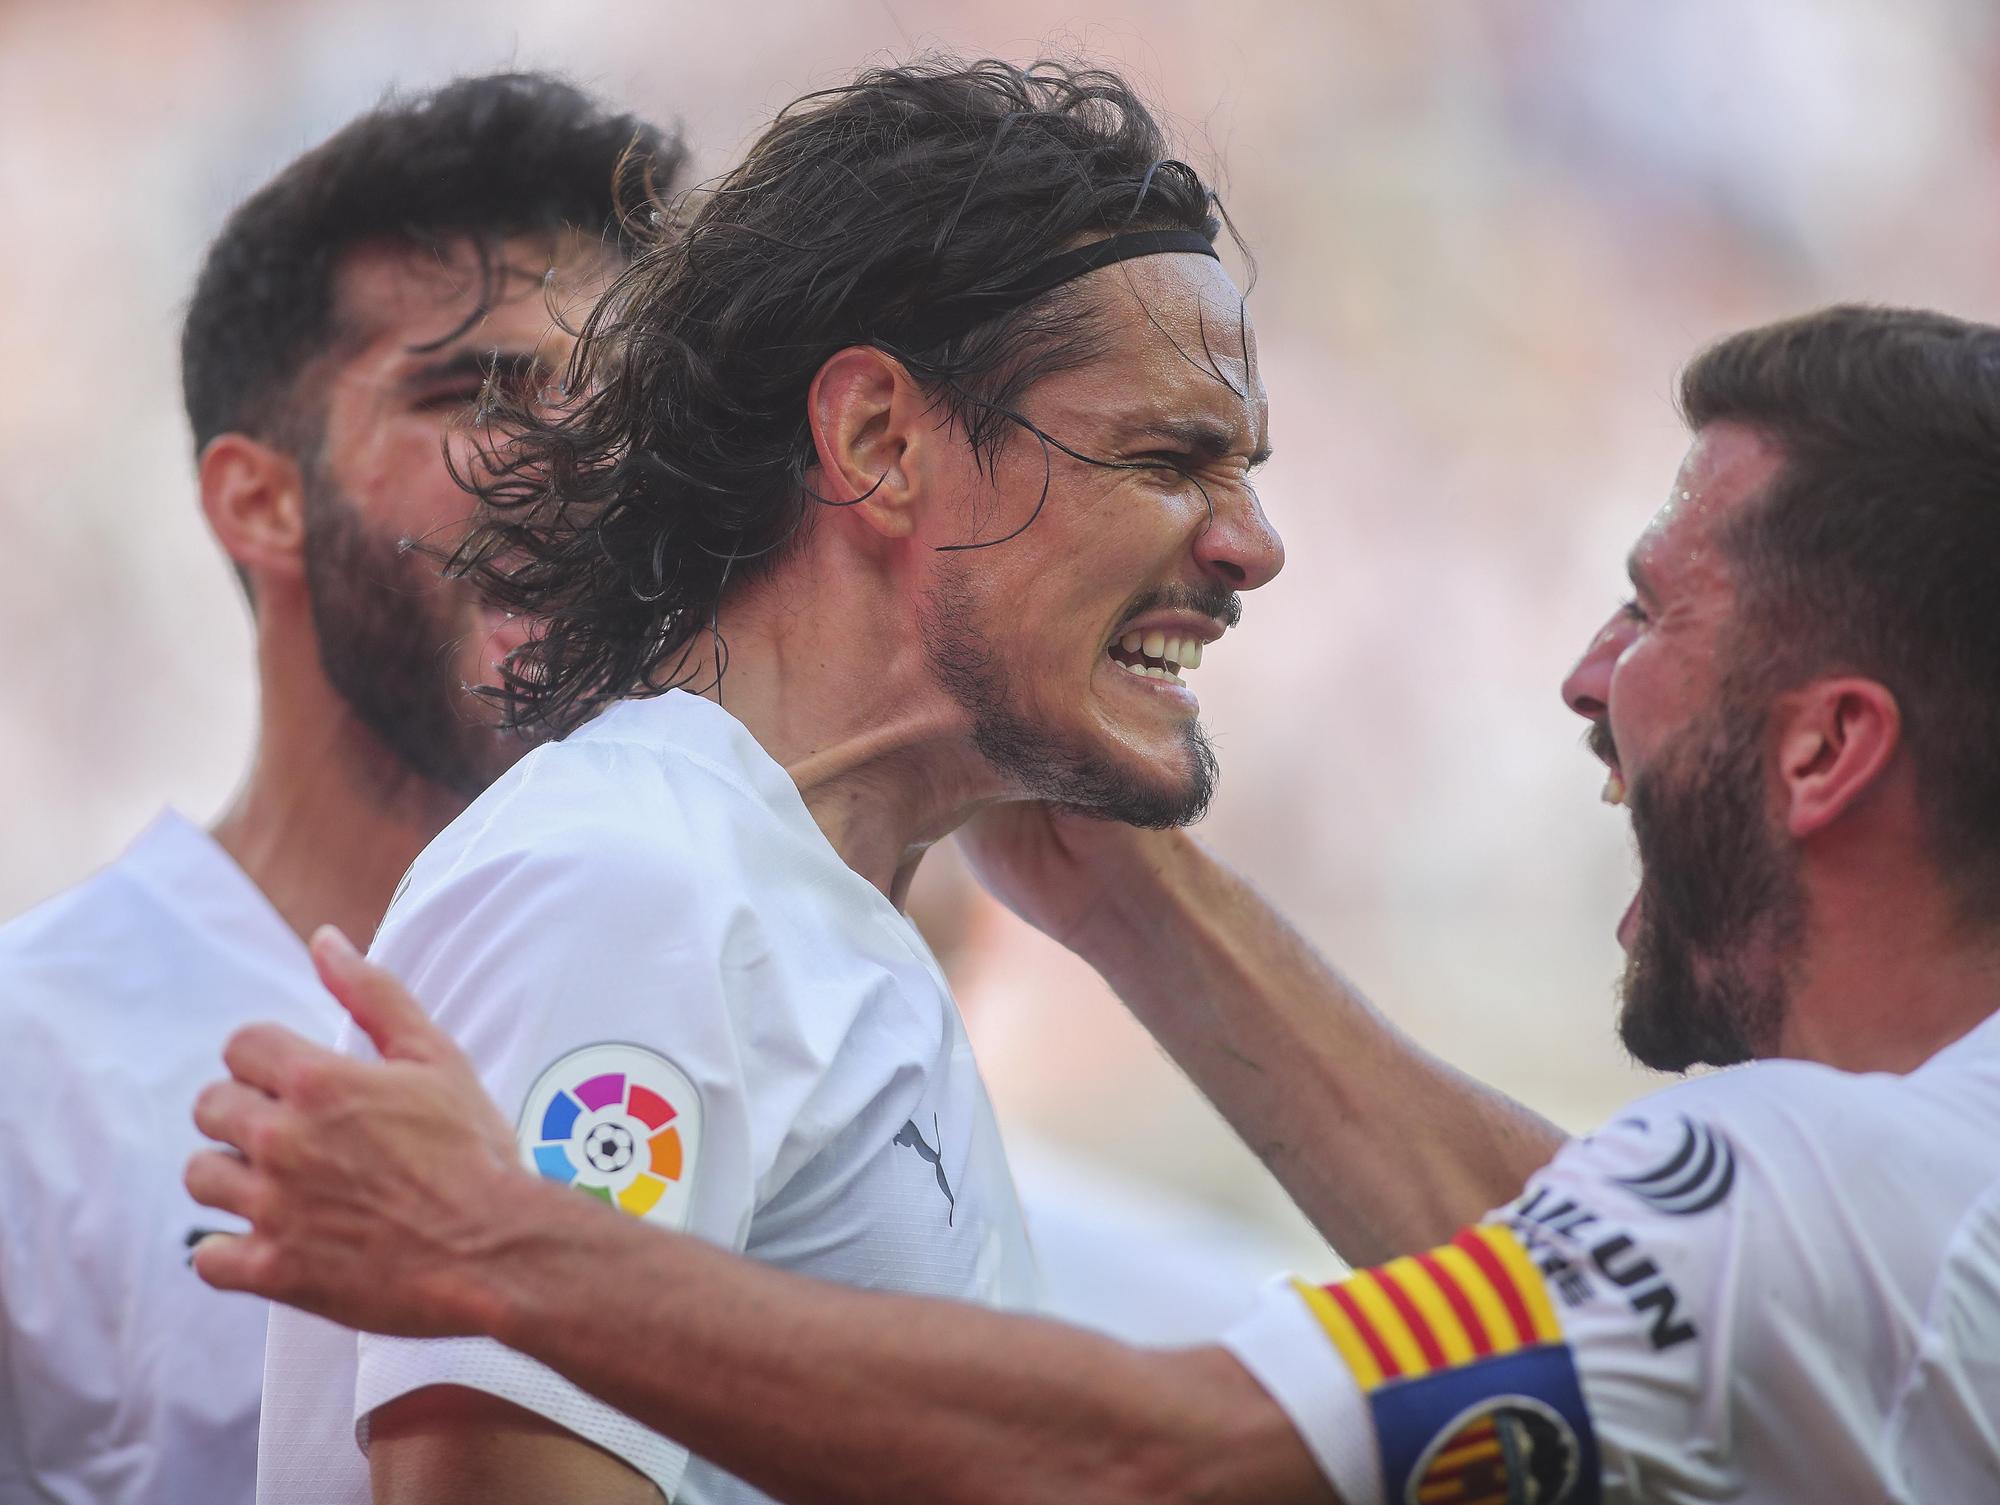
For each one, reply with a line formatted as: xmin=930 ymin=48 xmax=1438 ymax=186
xmin=1089 ymin=253 xmax=1267 ymax=444
xmin=329 ymin=230 xmax=616 ymax=360
xmin=1629 ymin=421 xmax=1786 ymax=586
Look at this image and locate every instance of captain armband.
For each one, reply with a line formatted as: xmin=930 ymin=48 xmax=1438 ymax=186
xmin=1298 ymin=1224 xmax=1601 ymax=1505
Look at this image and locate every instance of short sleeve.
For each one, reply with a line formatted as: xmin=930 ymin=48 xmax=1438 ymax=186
xmin=1223 ymin=1112 xmax=1751 ymax=1505
xmin=349 ymin=799 xmax=764 ymax=1497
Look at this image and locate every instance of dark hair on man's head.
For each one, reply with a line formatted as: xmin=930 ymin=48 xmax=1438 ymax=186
xmin=1680 ymin=304 xmax=2000 ymax=920
xmin=456 ymin=56 xmax=1233 ymax=734
xmin=180 ymin=71 xmax=686 ymax=457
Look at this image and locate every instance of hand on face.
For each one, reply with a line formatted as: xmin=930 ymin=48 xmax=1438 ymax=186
xmin=185 ymin=927 xmax=525 ymax=1337
xmin=956 ymin=801 xmax=1182 ymax=953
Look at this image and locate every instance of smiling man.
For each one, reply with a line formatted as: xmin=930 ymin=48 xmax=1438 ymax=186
xmin=0 ymin=74 xmax=678 ymax=1505
xmin=247 ymin=58 xmax=1284 ymax=1505
xmin=196 ymin=305 xmax=2000 ymax=1504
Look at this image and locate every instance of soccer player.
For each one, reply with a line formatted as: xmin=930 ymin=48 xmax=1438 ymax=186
xmin=0 ymin=75 xmax=680 ymax=1505
xmin=195 ymin=304 xmax=2000 ymax=1504
xmin=246 ymin=59 xmax=1285 ymax=1505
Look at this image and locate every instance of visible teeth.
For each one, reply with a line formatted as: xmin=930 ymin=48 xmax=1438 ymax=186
xmin=1602 ymin=772 xmax=1627 ymax=807
xmin=1110 ymin=628 xmax=1212 ymax=678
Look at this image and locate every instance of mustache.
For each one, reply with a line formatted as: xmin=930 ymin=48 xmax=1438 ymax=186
xmin=1118 ymin=583 xmax=1242 ymax=632
xmin=1586 ymin=720 xmax=1619 ymax=768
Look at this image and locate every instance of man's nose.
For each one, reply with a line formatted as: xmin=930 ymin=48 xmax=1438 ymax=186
xmin=1193 ymin=487 xmax=1284 ymax=592
xmin=1562 ymin=612 xmax=1633 ymax=721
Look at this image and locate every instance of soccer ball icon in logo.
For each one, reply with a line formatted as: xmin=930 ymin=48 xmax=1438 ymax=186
xmin=518 ymin=1044 xmax=703 ymax=1227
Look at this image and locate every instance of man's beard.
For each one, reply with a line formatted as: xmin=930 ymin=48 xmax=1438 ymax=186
xmin=1618 ymin=704 xmax=1805 ymax=1071
xmin=918 ymin=560 xmax=1220 ymax=829
xmin=301 ymin=469 xmax=527 ymax=802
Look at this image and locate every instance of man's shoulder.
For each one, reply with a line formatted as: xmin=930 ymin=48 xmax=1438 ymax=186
xmin=1607 ymin=1047 xmax=1998 ymax=1168
xmin=0 ymin=829 xmax=214 ymax=1019
xmin=1525 ymin=1053 xmax=1998 ymax=1298
xmin=394 ymin=711 xmax=879 ymax=968
xmin=414 ymin=711 xmax=802 ymax=891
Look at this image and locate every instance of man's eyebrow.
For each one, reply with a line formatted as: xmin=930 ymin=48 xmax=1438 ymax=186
xmin=401 ymin=346 xmax=552 ymax=394
xmin=1626 ymin=550 xmax=1658 ymax=599
xmin=1126 ymin=416 xmax=1274 ymax=468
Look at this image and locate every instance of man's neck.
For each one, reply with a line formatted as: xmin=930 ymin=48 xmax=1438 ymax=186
xmin=704 ymin=579 xmax=1004 ymax=906
xmin=214 ymin=637 xmax=467 ymax=948
xmin=1779 ymin=868 xmax=2000 ymax=1074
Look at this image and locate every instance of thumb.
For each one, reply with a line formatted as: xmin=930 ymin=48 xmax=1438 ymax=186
xmin=309 ymin=925 xmax=450 ymax=1064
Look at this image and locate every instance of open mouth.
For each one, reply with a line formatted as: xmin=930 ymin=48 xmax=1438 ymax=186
xmin=1594 ymin=726 xmax=1636 ymax=944
xmin=1107 ymin=630 xmax=1203 ymax=683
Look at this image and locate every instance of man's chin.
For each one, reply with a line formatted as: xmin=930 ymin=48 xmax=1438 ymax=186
xmin=978 ymin=717 xmax=1217 ymax=830
xmin=1616 ymin=934 xmax=1766 ymax=1073
xmin=1069 ymin=731 xmax=1217 ymax=830
xmin=1072 ymin=779 xmax=1209 ymax=831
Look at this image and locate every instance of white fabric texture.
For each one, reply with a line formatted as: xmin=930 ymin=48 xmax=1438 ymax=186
xmin=258 ymin=690 xmax=1037 ymax=1503
xmin=0 ymin=813 xmax=339 ymax=1505
xmin=1223 ymin=1009 xmax=2000 ymax=1503
xmin=1007 ymin=1130 xmax=1311 ymax=1346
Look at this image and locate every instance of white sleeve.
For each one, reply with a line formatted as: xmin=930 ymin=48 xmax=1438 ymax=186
xmin=349 ymin=812 xmax=766 ymax=1499
xmin=1222 ymin=1110 xmax=1749 ymax=1505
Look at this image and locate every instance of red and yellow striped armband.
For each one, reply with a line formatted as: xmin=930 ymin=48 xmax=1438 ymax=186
xmin=1296 ymin=1224 xmax=1600 ymax=1505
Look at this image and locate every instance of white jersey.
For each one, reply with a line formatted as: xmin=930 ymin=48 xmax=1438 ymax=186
xmin=1225 ymin=1009 xmax=2000 ymax=1504
xmin=0 ymin=814 xmax=338 ymax=1505
xmin=1007 ymin=1132 xmax=1321 ymax=1347
xmin=258 ymin=690 xmax=1037 ymax=1503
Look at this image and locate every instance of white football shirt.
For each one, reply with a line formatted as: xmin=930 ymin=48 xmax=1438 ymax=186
xmin=1007 ymin=1131 xmax=1325 ymax=1346
xmin=258 ymin=690 xmax=1038 ymax=1503
xmin=0 ymin=813 xmax=338 ymax=1505
xmin=1224 ymin=1009 xmax=2000 ymax=1503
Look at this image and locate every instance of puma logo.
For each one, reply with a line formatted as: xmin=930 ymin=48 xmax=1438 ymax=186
xmin=893 ymin=1114 xmax=957 ymax=1225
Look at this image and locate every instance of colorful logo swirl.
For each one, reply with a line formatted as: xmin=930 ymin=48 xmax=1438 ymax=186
xmin=518 ymin=1045 xmax=699 ymax=1223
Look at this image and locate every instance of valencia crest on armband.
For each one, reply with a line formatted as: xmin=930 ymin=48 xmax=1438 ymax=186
xmin=1295 ymin=1224 xmax=1600 ymax=1505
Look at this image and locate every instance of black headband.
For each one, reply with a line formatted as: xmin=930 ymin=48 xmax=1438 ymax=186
xmin=894 ymin=228 xmax=1219 ymax=353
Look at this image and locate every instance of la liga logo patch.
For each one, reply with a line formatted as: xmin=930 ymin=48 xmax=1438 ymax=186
xmin=517 ymin=1044 xmax=701 ymax=1227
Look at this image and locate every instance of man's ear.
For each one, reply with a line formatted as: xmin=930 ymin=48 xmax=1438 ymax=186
xmin=1773 ymin=677 xmax=1902 ymax=838
xmin=198 ymin=433 xmax=309 ymax=588
xmin=805 ymin=346 xmax=930 ymax=540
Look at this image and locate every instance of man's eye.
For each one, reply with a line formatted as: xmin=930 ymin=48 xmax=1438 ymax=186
xmin=1134 ymin=453 xmax=1192 ymax=480
xmin=416 ymin=387 xmax=488 ymax=412
xmin=1619 ymin=597 xmax=1651 ymax=626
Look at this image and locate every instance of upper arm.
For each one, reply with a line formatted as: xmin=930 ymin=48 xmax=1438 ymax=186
xmin=1222 ymin=1112 xmax=1749 ymax=1504
xmin=369 ymin=1385 xmax=665 ymax=1505
xmin=355 ymin=809 xmax=747 ymax=1494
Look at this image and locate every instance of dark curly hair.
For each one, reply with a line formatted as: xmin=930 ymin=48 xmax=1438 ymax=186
xmin=180 ymin=71 xmax=687 ymax=460
xmin=455 ymin=57 xmax=1235 ymax=735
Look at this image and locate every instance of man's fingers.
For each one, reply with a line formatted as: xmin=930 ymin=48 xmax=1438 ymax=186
xmin=220 ymin=1022 xmax=320 ymax=1097
xmin=185 ymin=1147 xmax=260 ymax=1218
xmin=309 ymin=925 xmax=452 ymax=1065
xmin=193 ymin=1077 xmax=282 ymax=1156
xmin=190 ymin=1231 xmax=274 ymax=1297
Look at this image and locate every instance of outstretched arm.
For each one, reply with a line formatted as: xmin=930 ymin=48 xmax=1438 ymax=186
xmin=959 ymin=812 xmax=1565 ymax=1265
xmin=189 ymin=930 xmax=1335 ymax=1505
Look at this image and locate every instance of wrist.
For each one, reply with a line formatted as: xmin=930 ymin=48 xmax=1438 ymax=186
xmin=1071 ymin=825 xmax=1212 ymax=974
xmin=459 ymin=1170 xmax=573 ymax=1347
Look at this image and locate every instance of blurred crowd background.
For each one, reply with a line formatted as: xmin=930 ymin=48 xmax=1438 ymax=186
xmin=7 ymin=0 xmax=2000 ymax=1308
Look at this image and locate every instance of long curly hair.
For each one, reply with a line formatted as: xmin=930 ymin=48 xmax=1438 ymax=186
xmin=452 ymin=57 xmax=1231 ymax=735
